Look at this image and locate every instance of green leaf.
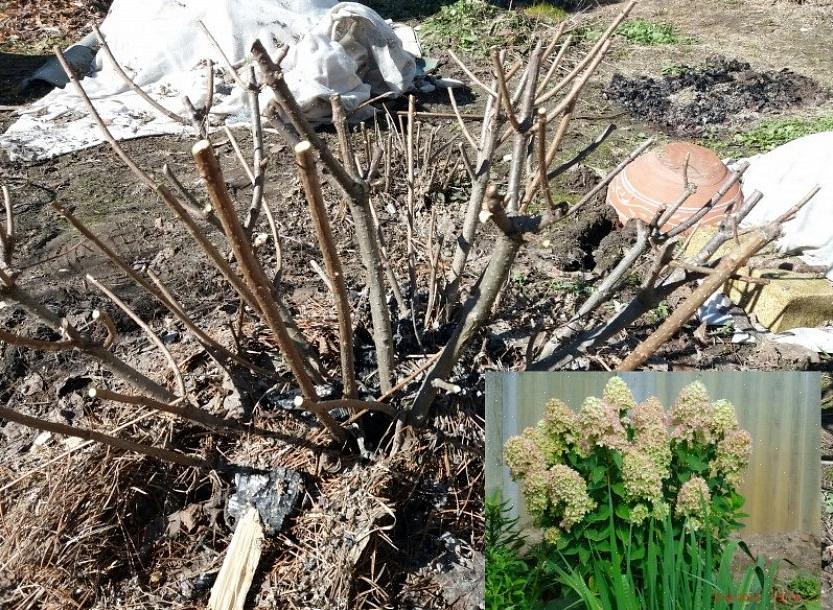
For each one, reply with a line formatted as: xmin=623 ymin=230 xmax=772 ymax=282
xmin=587 ymin=505 xmax=611 ymax=523
xmin=585 ymin=528 xmax=609 ymax=542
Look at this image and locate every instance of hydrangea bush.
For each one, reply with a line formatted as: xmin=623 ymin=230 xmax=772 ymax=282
xmin=504 ymin=378 xmax=752 ymax=568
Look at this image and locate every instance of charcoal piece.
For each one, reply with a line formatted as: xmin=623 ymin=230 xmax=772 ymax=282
xmin=225 ymin=468 xmax=303 ymax=536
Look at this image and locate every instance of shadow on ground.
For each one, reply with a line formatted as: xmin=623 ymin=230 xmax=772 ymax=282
xmin=0 ymin=52 xmax=52 ymax=105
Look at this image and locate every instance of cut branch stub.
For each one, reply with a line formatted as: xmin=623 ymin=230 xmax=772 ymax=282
xmin=191 ymin=141 xmax=349 ymax=442
xmin=294 ymin=141 xmax=358 ymax=399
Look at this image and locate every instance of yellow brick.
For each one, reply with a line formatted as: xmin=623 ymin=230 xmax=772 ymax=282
xmin=685 ymin=227 xmax=833 ymax=332
xmin=726 ymin=269 xmax=833 ymax=332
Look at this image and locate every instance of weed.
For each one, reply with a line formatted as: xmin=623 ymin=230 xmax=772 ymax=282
xmin=824 ymin=491 xmax=833 ymax=514
xmin=617 ymin=19 xmax=681 ymax=45
xmin=786 ymin=574 xmax=821 ymax=602
xmin=712 ymin=323 xmax=735 ymax=337
xmin=523 ymin=2 xmax=568 ymax=22
xmin=420 ymin=0 xmax=534 ymax=55
xmin=732 ymin=115 xmax=833 ymax=153
xmin=573 ymin=25 xmax=604 ymax=43
xmin=661 ymin=62 xmax=686 ymax=77
xmin=549 ymin=277 xmax=592 ymax=296
xmin=485 ymin=497 xmax=544 ymax=610
xmin=644 ymin=300 xmax=671 ymax=325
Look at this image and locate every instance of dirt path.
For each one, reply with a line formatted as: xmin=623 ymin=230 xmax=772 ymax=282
xmin=591 ymin=0 xmax=833 ymax=87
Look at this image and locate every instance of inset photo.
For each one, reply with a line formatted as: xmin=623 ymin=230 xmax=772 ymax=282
xmin=486 ymin=372 xmax=821 ymax=610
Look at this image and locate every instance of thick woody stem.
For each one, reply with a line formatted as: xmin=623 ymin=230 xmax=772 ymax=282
xmin=330 ymin=94 xmax=361 ymax=180
xmin=190 ymin=140 xmax=320 ymax=402
xmin=326 ymin=95 xmax=395 ymax=393
xmin=0 ymin=328 xmax=74 ymax=351
xmin=535 ymin=109 xmax=554 ymax=211
xmin=244 ymin=65 xmax=267 ymax=238
xmin=294 ymin=141 xmax=358 ymax=399
xmin=491 ymin=48 xmax=521 ymax=133
xmin=444 ymin=75 xmax=504 ymax=312
xmin=254 ymin=46 xmax=393 ymax=389
xmin=411 ymin=229 xmax=523 ymax=424
xmin=0 ymin=184 xmax=12 ymax=267
xmin=572 ymin=221 xmax=650 ymax=321
xmin=505 ymin=43 xmax=543 ymax=212
xmin=520 ymin=101 xmax=575 ymax=211
xmin=0 ymin=405 xmax=210 ymax=469
xmin=162 ymin=164 xmax=221 ymax=230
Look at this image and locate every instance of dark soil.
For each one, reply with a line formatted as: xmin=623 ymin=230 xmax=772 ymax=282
xmin=604 ymin=56 xmax=828 ymax=136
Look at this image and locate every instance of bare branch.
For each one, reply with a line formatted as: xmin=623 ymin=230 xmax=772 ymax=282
xmin=491 ymin=47 xmax=521 ymax=132
xmin=448 ymin=88 xmax=479 ymax=152
xmin=92 ymin=25 xmax=189 ymax=126
xmin=198 ymin=20 xmax=248 ymax=91
xmin=89 ymin=386 xmax=246 ymax=436
xmin=92 ymin=308 xmax=118 ymax=348
xmin=86 ymin=274 xmax=186 ymax=397
xmin=660 ymin=162 xmax=749 ymax=240
xmin=447 ymin=49 xmax=498 ymax=98
xmin=294 ymin=397 xmax=396 ymax=418
xmin=535 ymin=0 xmax=636 ymax=105
xmin=0 ymin=328 xmax=75 ymax=351
xmin=564 ymin=138 xmax=655 ymax=218
xmin=191 ymin=140 xmax=322 ymax=404
xmin=0 ymin=405 xmax=210 ymax=469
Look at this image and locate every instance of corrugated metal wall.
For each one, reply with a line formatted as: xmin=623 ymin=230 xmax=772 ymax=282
xmin=486 ymin=372 xmax=820 ymax=535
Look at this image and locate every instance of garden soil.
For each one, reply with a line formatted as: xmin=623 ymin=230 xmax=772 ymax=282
xmin=1 ymin=0 xmax=833 ymax=607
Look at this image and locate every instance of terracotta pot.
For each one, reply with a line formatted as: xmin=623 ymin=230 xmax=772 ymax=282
xmin=606 ymin=142 xmax=743 ymax=232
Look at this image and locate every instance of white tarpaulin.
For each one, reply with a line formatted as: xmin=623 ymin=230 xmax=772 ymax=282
xmin=738 ymin=130 xmax=833 ymax=280
xmin=0 ymin=0 xmax=417 ymax=161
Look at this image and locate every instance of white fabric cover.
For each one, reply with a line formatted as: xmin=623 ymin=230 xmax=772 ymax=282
xmin=738 ymin=131 xmax=833 ymax=280
xmin=0 ymin=0 xmax=416 ymax=161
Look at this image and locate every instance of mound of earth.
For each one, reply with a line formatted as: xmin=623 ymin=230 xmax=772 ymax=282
xmin=604 ymin=56 xmax=827 ymax=136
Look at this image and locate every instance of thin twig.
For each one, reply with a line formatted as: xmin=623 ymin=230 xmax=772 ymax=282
xmin=0 ymin=405 xmax=210 ymax=469
xmin=447 ymin=49 xmax=498 ymax=98
xmin=86 ymin=274 xmax=186 ymax=397
xmin=448 ymin=88 xmax=479 ymax=152
xmin=89 ymin=387 xmax=246 ymax=436
xmin=92 ymin=25 xmax=188 ymax=126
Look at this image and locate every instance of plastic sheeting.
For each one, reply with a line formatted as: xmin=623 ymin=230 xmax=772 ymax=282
xmin=0 ymin=0 xmax=417 ymax=161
